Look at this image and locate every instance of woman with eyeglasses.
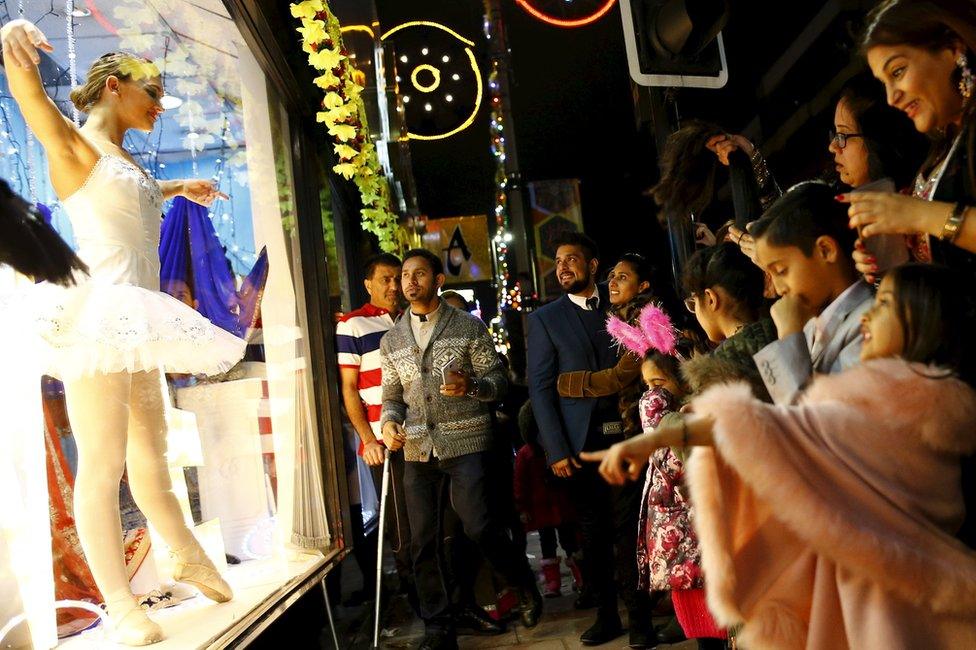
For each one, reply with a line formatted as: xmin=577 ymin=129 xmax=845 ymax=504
xmin=827 ymin=73 xmax=929 ymax=284
xmin=715 ymin=72 xmax=926 ymax=271
xmin=829 ymin=72 xmax=928 ymax=191
xmin=844 ymin=0 xmax=976 ymax=279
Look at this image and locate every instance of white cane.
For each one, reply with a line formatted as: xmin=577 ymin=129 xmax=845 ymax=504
xmin=373 ymin=448 xmax=392 ymax=649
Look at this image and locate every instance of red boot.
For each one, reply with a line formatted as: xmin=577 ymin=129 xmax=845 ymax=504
xmin=540 ymin=558 xmax=562 ymax=598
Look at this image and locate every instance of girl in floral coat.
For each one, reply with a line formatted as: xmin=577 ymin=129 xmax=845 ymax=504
xmin=636 ymin=244 xmax=775 ymax=649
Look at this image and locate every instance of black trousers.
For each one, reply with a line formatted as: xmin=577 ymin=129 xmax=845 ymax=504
xmin=567 ymin=431 xmax=651 ymax=628
xmin=539 ymin=523 xmax=580 ymax=558
xmin=404 ymin=451 xmax=532 ymax=630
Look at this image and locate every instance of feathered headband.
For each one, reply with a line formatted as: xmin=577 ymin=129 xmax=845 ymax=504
xmin=605 ymin=303 xmax=679 ymax=358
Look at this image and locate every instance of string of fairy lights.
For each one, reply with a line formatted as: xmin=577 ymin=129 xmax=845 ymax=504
xmin=484 ymin=4 xmax=522 ymax=353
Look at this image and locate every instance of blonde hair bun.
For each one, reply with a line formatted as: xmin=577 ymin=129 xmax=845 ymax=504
xmin=71 ymin=51 xmax=159 ymax=113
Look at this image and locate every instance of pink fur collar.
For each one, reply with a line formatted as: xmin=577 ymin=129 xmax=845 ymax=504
xmin=802 ymin=358 xmax=976 ymax=454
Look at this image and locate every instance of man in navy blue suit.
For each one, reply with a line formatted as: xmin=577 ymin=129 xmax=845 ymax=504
xmin=527 ymin=232 xmax=653 ymax=647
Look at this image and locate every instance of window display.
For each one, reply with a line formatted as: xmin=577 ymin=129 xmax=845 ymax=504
xmin=0 ymin=2 xmax=342 ymax=648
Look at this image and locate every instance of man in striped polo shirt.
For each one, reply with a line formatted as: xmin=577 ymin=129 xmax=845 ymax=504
xmin=337 ymin=253 xmax=415 ymax=602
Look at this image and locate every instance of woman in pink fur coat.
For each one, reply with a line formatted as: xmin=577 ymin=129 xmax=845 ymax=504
xmin=583 ymin=263 xmax=976 ymax=649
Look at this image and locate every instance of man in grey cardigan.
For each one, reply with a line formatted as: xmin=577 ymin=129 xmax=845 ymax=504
xmin=380 ymin=249 xmax=542 ymax=650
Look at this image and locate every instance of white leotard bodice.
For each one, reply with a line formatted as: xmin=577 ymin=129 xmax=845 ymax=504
xmin=61 ymin=155 xmax=164 ymax=290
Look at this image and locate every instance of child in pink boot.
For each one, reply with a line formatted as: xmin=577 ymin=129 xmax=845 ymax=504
xmin=514 ymin=401 xmax=582 ymax=598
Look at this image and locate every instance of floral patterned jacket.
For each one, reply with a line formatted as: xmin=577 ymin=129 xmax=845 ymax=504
xmin=636 ymin=387 xmax=704 ymax=592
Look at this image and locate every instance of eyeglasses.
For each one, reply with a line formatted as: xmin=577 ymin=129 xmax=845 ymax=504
xmin=683 ymin=296 xmax=697 ymax=313
xmin=829 ymin=131 xmax=864 ymax=149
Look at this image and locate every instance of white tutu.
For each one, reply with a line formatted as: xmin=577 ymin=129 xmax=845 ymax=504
xmin=2 ymin=152 xmax=247 ymax=380
xmin=9 ymin=281 xmax=247 ymax=381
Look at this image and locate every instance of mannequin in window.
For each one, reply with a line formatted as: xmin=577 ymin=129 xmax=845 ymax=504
xmin=1 ymin=20 xmax=246 ymax=646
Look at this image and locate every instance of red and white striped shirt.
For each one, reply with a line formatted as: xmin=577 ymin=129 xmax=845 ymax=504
xmin=336 ymin=303 xmax=395 ymax=444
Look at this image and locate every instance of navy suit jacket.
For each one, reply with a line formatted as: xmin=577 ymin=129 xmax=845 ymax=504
xmin=526 ymin=287 xmax=616 ymax=465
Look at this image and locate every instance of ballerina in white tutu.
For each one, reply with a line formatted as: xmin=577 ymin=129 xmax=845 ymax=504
xmin=1 ymin=19 xmax=246 ymax=645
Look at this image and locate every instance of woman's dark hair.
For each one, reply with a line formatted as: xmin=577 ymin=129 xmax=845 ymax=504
xmin=643 ymin=338 xmax=697 ymax=394
xmin=836 ymin=72 xmax=930 ymax=188
xmin=862 ymin=0 xmax=976 ymax=183
xmin=614 ymin=252 xmax=655 ymax=288
xmin=650 ymin=119 xmax=726 ymax=223
xmin=682 ymin=242 xmax=765 ymax=322
xmin=888 ymin=263 xmax=976 ymax=385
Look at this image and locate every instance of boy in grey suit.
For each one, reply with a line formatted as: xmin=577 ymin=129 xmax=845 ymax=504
xmin=750 ymin=182 xmax=873 ymax=404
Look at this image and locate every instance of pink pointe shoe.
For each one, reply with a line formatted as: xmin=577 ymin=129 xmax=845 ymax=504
xmin=171 ymin=543 xmax=234 ymax=603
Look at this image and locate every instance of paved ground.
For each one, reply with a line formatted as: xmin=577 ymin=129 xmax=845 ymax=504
xmin=327 ymin=532 xmax=697 ymax=650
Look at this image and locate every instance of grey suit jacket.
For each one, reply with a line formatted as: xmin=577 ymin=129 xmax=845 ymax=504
xmin=753 ymin=280 xmax=873 ymax=405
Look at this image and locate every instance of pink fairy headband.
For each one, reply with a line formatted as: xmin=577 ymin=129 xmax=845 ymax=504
xmin=605 ymin=303 xmax=679 ymax=358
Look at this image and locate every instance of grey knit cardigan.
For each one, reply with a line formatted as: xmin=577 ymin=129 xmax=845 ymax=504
xmin=379 ymin=304 xmax=507 ymax=462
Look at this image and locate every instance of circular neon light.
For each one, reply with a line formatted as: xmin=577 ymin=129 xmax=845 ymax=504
xmin=382 ymin=21 xmax=476 ymax=47
xmin=411 ymin=64 xmax=441 ymax=93
xmin=380 ymin=21 xmax=484 ymax=142
xmin=406 ymin=48 xmax=482 ymax=142
xmin=514 ymin=0 xmax=618 ymax=28
xmin=340 ymin=24 xmax=376 ymax=38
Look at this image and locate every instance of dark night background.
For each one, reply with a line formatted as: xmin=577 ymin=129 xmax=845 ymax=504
xmin=372 ymin=0 xmax=879 ymax=294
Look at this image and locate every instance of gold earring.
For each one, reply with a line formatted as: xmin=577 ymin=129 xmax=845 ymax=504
xmin=957 ymin=52 xmax=974 ymax=101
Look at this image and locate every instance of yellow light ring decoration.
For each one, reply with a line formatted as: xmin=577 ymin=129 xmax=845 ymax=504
xmin=380 ymin=21 xmax=483 ymax=142
xmin=381 ymin=21 xmax=475 ymax=47
xmin=339 ymin=24 xmax=375 ymax=38
xmin=411 ymin=64 xmax=441 ymax=93
xmin=405 ymin=48 xmax=482 ymax=142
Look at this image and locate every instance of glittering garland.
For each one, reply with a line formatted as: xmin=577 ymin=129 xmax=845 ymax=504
xmin=290 ymin=0 xmax=405 ymax=254
xmin=65 ymin=0 xmax=80 ymax=126
xmin=18 ymin=0 xmax=37 ymax=201
xmin=484 ymin=11 xmax=522 ymax=353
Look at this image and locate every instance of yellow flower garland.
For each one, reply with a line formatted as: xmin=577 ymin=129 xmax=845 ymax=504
xmin=290 ymin=0 xmax=404 ymax=253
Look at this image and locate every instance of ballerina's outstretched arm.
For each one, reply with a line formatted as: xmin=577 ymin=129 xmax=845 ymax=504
xmin=157 ymin=179 xmax=229 ymax=206
xmin=0 ymin=19 xmax=100 ymax=197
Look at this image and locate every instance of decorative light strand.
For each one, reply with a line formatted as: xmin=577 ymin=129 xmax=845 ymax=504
xmin=483 ymin=4 xmax=523 ymax=354
xmin=65 ymin=0 xmax=80 ymax=126
xmin=18 ymin=0 xmax=37 ymax=202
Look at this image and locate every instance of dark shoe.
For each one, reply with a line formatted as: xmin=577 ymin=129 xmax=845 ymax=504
xmin=628 ymin=625 xmax=657 ymax=648
xmin=455 ymin=604 xmax=505 ymax=636
xmin=418 ymin=630 xmax=458 ymax=650
xmin=574 ymin=588 xmax=599 ymax=610
xmin=655 ymin=616 xmax=687 ymax=645
xmin=580 ymin=616 xmax=624 ymax=646
xmin=516 ymin=583 xmax=544 ymax=628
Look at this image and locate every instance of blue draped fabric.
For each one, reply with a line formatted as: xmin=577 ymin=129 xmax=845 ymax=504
xmin=239 ymin=246 xmax=269 ymax=333
xmin=159 ymin=197 xmax=248 ymax=337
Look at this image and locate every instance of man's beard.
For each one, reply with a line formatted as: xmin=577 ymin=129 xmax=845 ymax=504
xmin=563 ymin=274 xmax=591 ymax=295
